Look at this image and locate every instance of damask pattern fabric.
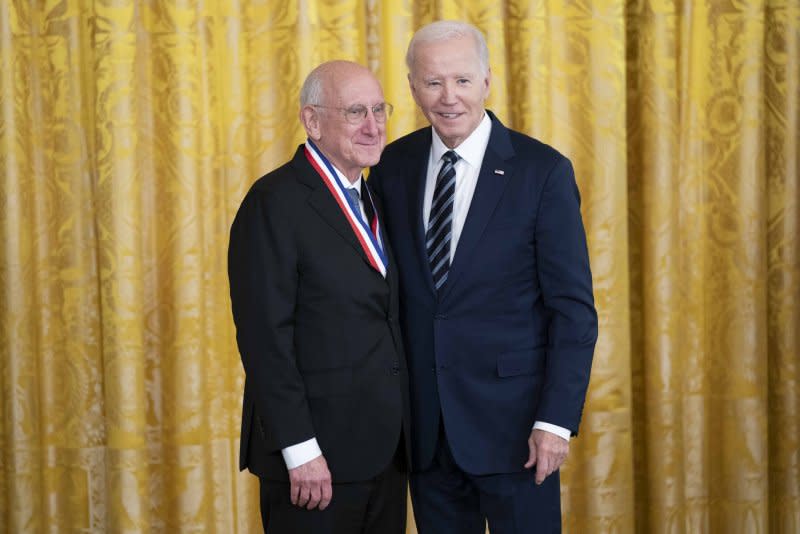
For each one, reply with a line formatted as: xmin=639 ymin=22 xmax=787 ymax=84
xmin=0 ymin=1 xmax=797 ymax=533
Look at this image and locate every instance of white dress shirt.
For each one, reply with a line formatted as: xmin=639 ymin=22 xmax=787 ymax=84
xmin=423 ymin=113 xmax=571 ymax=443
xmin=422 ymin=114 xmax=491 ymax=257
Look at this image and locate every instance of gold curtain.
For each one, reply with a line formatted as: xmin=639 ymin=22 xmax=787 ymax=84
xmin=1 ymin=1 xmax=797 ymax=532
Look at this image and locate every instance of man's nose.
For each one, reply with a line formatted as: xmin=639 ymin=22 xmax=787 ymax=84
xmin=361 ymin=110 xmax=380 ymax=134
xmin=440 ymin=81 xmax=457 ymax=104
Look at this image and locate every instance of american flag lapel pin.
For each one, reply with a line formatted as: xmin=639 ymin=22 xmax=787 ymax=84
xmin=494 ymin=169 xmax=505 ymax=175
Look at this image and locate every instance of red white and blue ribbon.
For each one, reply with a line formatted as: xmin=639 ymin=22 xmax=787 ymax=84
xmin=304 ymin=140 xmax=387 ymax=278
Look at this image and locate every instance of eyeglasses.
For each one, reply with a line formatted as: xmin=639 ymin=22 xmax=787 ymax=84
xmin=311 ymin=103 xmax=393 ymax=125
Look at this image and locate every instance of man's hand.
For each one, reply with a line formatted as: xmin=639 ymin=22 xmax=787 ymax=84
xmin=523 ymin=429 xmax=569 ymax=485
xmin=288 ymin=455 xmax=333 ymax=510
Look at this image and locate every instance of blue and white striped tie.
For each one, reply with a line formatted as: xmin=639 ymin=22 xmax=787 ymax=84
xmin=427 ymin=150 xmax=459 ymax=292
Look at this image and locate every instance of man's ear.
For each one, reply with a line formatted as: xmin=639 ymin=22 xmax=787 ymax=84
xmin=482 ymin=67 xmax=491 ymax=99
xmin=300 ymin=106 xmax=321 ymax=140
xmin=408 ymin=73 xmax=421 ymax=107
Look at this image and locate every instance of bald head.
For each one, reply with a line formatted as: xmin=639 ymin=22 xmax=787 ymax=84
xmin=299 ymin=61 xmax=388 ymax=183
xmin=300 ymin=61 xmax=376 ymax=108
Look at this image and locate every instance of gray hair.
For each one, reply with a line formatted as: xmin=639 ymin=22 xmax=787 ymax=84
xmin=299 ymin=67 xmax=324 ymax=107
xmin=406 ymin=20 xmax=490 ymax=75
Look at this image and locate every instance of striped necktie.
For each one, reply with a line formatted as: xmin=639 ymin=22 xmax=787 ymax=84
xmin=427 ymin=150 xmax=459 ymax=292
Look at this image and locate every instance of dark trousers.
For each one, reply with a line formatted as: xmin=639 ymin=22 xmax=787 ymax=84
xmin=259 ymin=451 xmax=407 ymax=534
xmin=410 ymin=425 xmax=561 ymax=534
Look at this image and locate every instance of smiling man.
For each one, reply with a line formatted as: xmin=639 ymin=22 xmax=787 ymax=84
xmin=228 ymin=61 xmax=410 ymax=534
xmin=368 ymin=21 xmax=598 ymax=534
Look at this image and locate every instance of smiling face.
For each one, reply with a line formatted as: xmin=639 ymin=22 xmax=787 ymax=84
xmin=408 ymin=35 xmax=491 ymax=149
xmin=301 ymin=63 xmax=387 ymax=183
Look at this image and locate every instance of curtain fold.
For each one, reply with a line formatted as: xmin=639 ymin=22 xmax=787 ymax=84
xmin=1 ymin=1 xmax=797 ymax=532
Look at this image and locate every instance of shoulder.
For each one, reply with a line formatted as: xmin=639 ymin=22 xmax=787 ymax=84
xmin=498 ymin=127 xmax=581 ymax=204
xmin=369 ymin=127 xmax=430 ymax=192
xmin=511 ymin=131 xmax=564 ymax=161
xmin=250 ymin=159 xmax=299 ymax=193
xmin=492 ymin=120 xmax=570 ymax=174
xmin=378 ymin=127 xmax=431 ymax=164
xmin=234 ymin=156 xmax=310 ymax=225
xmin=245 ymin=153 xmax=311 ymax=203
xmin=515 ymin=134 xmax=572 ymax=181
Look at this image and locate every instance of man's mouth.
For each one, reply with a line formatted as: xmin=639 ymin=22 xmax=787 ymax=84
xmin=437 ymin=112 xmax=462 ymax=119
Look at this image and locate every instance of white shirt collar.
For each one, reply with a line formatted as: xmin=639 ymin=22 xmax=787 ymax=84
xmin=430 ymin=112 xmax=492 ymax=168
xmin=332 ymin=166 xmax=361 ymax=191
xmin=344 ymin=177 xmax=361 ymax=191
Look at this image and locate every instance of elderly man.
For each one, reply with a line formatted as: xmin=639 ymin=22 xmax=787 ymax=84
xmin=369 ymin=21 xmax=597 ymax=533
xmin=228 ymin=61 xmax=410 ymax=534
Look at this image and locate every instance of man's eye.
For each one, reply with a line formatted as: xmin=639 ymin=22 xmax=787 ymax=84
xmin=457 ymin=78 xmax=470 ymax=85
xmin=426 ymin=81 xmax=441 ymax=87
xmin=347 ymin=107 xmax=366 ymax=118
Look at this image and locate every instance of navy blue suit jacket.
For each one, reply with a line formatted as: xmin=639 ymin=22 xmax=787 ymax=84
xmin=369 ymin=112 xmax=597 ymax=475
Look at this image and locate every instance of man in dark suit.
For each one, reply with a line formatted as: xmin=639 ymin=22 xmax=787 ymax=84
xmin=228 ymin=60 xmax=410 ymax=534
xmin=369 ymin=21 xmax=598 ymax=533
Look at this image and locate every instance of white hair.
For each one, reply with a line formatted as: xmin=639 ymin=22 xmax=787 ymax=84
xmin=406 ymin=20 xmax=490 ymax=75
xmin=299 ymin=67 xmax=324 ymax=107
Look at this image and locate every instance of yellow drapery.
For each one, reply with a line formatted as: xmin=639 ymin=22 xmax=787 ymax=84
xmin=1 ymin=1 xmax=797 ymax=532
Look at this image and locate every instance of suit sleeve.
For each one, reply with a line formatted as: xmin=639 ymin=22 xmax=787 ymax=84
xmin=228 ymin=187 xmax=315 ymax=452
xmin=533 ymin=157 xmax=598 ymax=435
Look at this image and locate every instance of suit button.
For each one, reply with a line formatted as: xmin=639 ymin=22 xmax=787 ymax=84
xmin=392 ymin=363 xmax=400 ymax=375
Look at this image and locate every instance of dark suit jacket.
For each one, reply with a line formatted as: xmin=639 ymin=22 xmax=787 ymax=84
xmin=228 ymin=145 xmax=410 ymax=483
xmin=369 ymin=111 xmax=597 ymax=475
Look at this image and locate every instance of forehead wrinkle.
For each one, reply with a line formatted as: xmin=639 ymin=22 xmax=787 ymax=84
xmin=342 ymin=85 xmax=385 ymax=109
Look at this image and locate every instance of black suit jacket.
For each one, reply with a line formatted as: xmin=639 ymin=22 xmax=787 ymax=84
xmin=369 ymin=112 xmax=597 ymax=475
xmin=228 ymin=145 xmax=410 ymax=482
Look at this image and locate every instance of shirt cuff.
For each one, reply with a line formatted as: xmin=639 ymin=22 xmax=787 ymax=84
xmin=281 ymin=438 xmax=322 ymax=469
xmin=533 ymin=421 xmax=571 ymax=441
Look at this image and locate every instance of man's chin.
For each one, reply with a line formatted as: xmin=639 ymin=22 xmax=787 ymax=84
xmin=431 ymin=123 xmax=464 ymax=140
xmin=357 ymin=149 xmax=383 ymax=168
xmin=362 ymin=159 xmax=381 ymax=169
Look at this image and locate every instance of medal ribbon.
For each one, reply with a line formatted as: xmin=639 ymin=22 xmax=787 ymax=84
xmin=304 ymin=140 xmax=387 ymax=278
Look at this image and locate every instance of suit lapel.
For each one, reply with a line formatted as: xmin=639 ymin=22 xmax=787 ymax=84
xmin=439 ymin=115 xmax=515 ymax=301
xmin=307 ymin=187 xmax=366 ymax=257
xmin=379 ymin=207 xmax=400 ymax=313
xmin=291 ymin=147 xmax=379 ymax=275
xmin=407 ymin=131 xmax=436 ymax=294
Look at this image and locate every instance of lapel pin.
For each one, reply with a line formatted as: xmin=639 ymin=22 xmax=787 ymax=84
xmin=494 ymin=169 xmax=505 ymax=175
